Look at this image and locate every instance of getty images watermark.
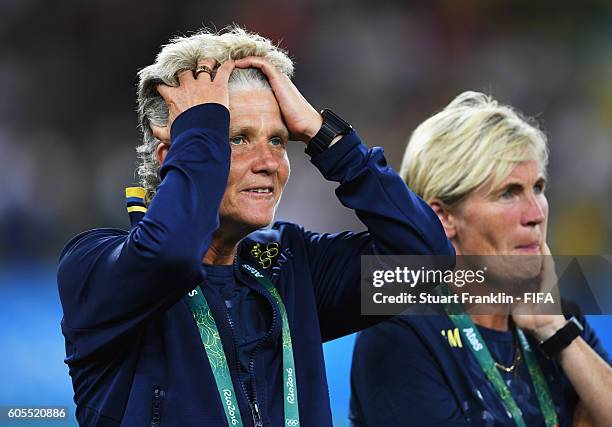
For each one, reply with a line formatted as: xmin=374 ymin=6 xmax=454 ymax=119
xmin=360 ymin=255 xmax=612 ymax=316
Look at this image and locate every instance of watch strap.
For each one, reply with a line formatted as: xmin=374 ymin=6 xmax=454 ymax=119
xmin=539 ymin=316 xmax=583 ymax=358
xmin=305 ymin=109 xmax=352 ymax=157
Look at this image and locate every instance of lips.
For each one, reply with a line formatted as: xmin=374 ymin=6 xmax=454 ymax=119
xmin=240 ymin=185 xmax=275 ymax=200
xmin=241 ymin=186 xmax=274 ymax=194
xmin=514 ymin=241 xmax=541 ymax=253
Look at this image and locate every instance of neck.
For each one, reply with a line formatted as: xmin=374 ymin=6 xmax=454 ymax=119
xmin=470 ymin=314 xmax=510 ymax=331
xmin=203 ymin=230 xmax=241 ymax=266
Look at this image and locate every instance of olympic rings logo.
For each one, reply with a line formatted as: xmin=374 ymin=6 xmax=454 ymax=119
xmin=251 ymin=242 xmax=280 ymax=269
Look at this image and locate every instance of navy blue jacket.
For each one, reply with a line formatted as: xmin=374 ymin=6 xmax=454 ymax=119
xmin=58 ymin=103 xmax=454 ymax=426
xmin=350 ymin=314 xmax=610 ymax=427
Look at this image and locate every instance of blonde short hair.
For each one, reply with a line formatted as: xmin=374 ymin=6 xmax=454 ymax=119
xmin=136 ymin=25 xmax=294 ymax=201
xmin=399 ymin=91 xmax=548 ymax=205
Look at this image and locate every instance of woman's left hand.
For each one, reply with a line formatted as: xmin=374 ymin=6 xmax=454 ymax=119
xmin=235 ymin=56 xmax=322 ymax=143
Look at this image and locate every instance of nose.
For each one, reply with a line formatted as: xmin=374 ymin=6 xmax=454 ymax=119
xmin=251 ymin=141 xmax=280 ymax=175
xmin=522 ymin=192 xmax=547 ymax=227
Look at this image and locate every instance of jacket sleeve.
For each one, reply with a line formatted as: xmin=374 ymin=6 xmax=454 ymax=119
xmin=57 ymin=103 xmax=230 ymax=357
xmin=301 ymin=130 xmax=455 ymax=341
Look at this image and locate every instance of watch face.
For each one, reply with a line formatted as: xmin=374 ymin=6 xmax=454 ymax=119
xmin=322 ymin=109 xmax=352 ymax=132
xmin=568 ymin=316 xmax=584 ymax=332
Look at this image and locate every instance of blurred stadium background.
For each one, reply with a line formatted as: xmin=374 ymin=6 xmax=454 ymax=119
xmin=0 ymin=1 xmax=610 ymax=426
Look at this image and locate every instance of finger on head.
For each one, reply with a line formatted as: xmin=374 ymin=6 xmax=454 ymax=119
xmin=151 ymin=124 xmax=171 ymax=143
xmin=238 ymin=56 xmax=273 ymax=68
xmin=213 ymin=60 xmax=236 ymax=83
xmin=197 ymin=57 xmax=218 ymax=69
xmin=194 ymin=57 xmax=218 ymax=80
xmin=156 ymin=83 xmax=172 ymax=101
xmin=176 ymin=68 xmax=194 ymax=85
xmin=235 ymin=56 xmax=261 ymax=69
xmin=235 ymin=56 xmax=279 ymax=80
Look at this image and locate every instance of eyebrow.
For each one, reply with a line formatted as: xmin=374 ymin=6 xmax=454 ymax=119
xmin=229 ymin=125 xmax=289 ymax=139
xmin=498 ymin=176 xmax=547 ymax=191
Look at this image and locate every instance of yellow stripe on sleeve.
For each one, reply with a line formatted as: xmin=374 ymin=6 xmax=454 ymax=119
xmin=127 ymin=206 xmax=148 ymax=213
xmin=125 ymin=187 xmax=147 ymax=199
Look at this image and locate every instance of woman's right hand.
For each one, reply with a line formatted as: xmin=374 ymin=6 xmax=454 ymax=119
xmin=512 ymin=242 xmax=565 ymax=340
xmin=151 ymin=58 xmax=235 ymax=142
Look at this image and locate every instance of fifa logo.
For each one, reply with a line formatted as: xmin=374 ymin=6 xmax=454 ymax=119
xmin=250 ymin=242 xmax=280 ymax=269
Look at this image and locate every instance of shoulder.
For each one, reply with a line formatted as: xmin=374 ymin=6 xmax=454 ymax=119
xmin=59 ymin=228 xmax=129 ymax=263
xmin=351 ymin=315 xmax=464 ymax=408
xmin=57 ymin=228 xmax=129 ymax=295
xmin=355 ymin=315 xmax=454 ymax=359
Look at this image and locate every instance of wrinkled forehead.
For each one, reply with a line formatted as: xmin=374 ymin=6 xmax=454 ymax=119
xmin=228 ymin=87 xmax=288 ymax=137
xmin=500 ymin=159 xmax=547 ymax=185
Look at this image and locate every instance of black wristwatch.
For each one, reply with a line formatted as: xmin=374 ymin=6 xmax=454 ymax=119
xmin=305 ymin=109 xmax=352 ymax=157
xmin=539 ymin=316 xmax=583 ymax=358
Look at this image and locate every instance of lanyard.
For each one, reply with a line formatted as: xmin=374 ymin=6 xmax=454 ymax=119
xmin=439 ymin=287 xmax=558 ymax=427
xmin=185 ymin=262 xmax=300 ymax=427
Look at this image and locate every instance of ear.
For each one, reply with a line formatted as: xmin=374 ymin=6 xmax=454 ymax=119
xmin=429 ymin=199 xmax=457 ymax=241
xmin=156 ymin=142 xmax=170 ymax=165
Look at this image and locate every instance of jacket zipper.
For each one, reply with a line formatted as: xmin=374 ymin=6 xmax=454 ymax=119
xmin=249 ymin=401 xmax=263 ymax=427
xmin=151 ymin=386 xmax=165 ymax=427
xmin=225 ymin=309 xmax=261 ymax=426
xmin=231 ymin=256 xmax=280 ymax=427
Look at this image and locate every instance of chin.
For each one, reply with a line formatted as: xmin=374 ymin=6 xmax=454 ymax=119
xmin=484 ymin=255 xmax=543 ymax=295
xmin=219 ymin=211 xmax=274 ymax=238
xmin=243 ymin=214 xmax=275 ymax=231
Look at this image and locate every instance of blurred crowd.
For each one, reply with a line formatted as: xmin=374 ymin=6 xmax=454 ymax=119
xmin=1 ymin=0 xmax=611 ymax=264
